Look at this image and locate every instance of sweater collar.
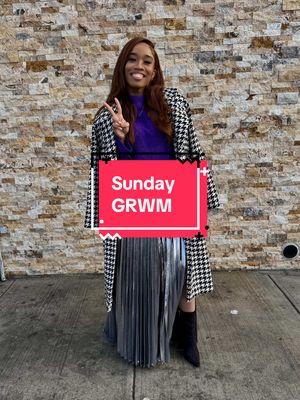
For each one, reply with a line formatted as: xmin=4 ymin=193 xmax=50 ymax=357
xmin=128 ymin=94 xmax=145 ymax=113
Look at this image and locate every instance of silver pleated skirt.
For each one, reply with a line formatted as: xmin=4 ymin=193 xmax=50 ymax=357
xmin=103 ymin=237 xmax=187 ymax=368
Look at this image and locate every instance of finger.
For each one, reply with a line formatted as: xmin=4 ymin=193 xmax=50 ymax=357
xmin=103 ymin=101 xmax=115 ymax=116
xmin=113 ymin=119 xmax=123 ymax=126
xmin=114 ymin=97 xmax=122 ymax=114
xmin=116 ymin=124 xmax=126 ymax=133
xmin=122 ymin=122 xmax=129 ymax=132
xmin=113 ymin=122 xmax=126 ymax=132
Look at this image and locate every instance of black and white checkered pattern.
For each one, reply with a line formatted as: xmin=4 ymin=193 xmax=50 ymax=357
xmin=84 ymin=87 xmax=221 ymax=312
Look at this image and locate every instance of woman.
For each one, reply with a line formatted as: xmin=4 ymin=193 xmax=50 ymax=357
xmin=84 ymin=37 xmax=220 ymax=368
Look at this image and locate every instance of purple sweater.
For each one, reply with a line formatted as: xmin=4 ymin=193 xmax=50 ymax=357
xmin=114 ymin=94 xmax=174 ymax=160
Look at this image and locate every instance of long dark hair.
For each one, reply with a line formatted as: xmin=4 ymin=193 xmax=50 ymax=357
xmin=93 ymin=37 xmax=173 ymax=144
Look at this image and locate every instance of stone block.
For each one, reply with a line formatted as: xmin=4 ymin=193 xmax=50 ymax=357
xmin=278 ymin=68 xmax=300 ymax=82
xmin=276 ymin=92 xmax=299 ymax=104
xmin=281 ymin=46 xmax=299 ymax=58
xmin=283 ymin=0 xmax=300 ymax=10
xmin=251 ymin=37 xmax=274 ymax=48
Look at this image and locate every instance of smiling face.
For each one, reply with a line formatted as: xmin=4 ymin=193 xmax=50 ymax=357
xmin=124 ymin=42 xmax=156 ymax=96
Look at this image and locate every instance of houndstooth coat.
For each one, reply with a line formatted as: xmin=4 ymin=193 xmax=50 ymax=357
xmin=84 ymin=87 xmax=221 ymax=312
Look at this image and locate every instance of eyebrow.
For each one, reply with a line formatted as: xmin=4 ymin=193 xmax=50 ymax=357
xmin=128 ymin=52 xmax=153 ymax=60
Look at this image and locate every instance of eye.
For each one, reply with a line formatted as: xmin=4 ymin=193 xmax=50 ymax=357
xmin=127 ymin=58 xmax=152 ymax=64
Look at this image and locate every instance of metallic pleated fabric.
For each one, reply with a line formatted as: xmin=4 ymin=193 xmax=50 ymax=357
xmin=103 ymin=237 xmax=186 ymax=368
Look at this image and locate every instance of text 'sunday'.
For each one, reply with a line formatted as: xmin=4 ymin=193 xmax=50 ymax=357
xmin=111 ymin=176 xmax=175 ymax=213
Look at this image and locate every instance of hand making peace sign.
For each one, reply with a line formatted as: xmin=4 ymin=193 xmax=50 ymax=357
xmin=103 ymin=97 xmax=130 ymax=143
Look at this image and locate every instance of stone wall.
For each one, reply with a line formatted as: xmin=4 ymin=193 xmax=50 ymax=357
xmin=1 ymin=0 xmax=299 ymax=277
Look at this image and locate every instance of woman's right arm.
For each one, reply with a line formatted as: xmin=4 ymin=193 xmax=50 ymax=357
xmin=84 ymin=120 xmax=101 ymax=229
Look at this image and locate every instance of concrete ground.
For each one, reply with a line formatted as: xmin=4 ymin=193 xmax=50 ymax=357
xmin=0 ymin=270 xmax=299 ymax=400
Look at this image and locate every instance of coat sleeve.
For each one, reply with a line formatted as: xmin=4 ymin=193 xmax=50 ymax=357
xmin=179 ymin=92 xmax=221 ymax=210
xmin=84 ymin=120 xmax=101 ymax=228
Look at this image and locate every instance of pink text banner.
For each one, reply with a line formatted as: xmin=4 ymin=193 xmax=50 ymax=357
xmin=96 ymin=160 xmax=208 ymax=238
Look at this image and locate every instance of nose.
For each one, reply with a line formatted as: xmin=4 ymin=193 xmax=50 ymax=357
xmin=134 ymin=59 xmax=144 ymax=69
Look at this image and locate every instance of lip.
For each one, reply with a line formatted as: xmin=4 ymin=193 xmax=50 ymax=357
xmin=131 ymin=73 xmax=145 ymax=80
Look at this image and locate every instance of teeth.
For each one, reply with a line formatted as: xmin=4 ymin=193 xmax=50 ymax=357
xmin=132 ymin=73 xmax=144 ymax=78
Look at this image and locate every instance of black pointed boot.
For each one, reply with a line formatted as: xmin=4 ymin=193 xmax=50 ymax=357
xmin=179 ymin=309 xmax=200 ymax=367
